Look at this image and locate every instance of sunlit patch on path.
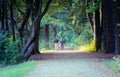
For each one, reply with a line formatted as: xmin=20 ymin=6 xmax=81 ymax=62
xmin=40 ymin=46 xmax=94 ymax=54
xmin=40 ymin=46 xmax=77 ymax=53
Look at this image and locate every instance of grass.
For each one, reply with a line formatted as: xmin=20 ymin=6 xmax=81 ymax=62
xmin=104 ymin=57 xmax=120 ymax=77
xmin=0 ymin=61 xmax=37 ymax=77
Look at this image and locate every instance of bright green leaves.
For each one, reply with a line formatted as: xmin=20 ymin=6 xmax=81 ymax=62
xmin=86 ymin=0 xmax=101 ymax=13
xmin=40 ymin=0 xmax=93 ymax=48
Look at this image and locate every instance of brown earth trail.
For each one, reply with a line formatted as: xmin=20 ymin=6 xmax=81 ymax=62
xmin=25 ymin=51 xmax=118 ymax=77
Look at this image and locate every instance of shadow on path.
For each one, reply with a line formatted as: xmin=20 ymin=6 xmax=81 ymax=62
xmin=29 ymin=52 xmax=115 ymax=61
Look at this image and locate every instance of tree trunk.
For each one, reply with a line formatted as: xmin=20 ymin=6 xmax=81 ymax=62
xmin=1 ymin=0 xmax=4 ymax=30
xmin=22 ymin=0 xmax=52 ymax=58
xmin=21 ymin=23 xmax=36 ymax=58
xmin=86 ymin=0 xmax=94 ymax=33
xmin=24 ymin=42 xmax=35 ymax=58
xmin=102 ymin=0 xmax=115 ymax=53
xmin=19 ymin=0 xmax=30 ymax=32
xmin=4 ymin=0 xmax=9 ymax=32
xmin=52 ymin=24 xmax=57 ymax=39
xmin=114 ymin=0 xmax=120 ymax=55
xmin=115 ymin=26 xmax=120 ymax=55
xmin=0 ymin=0 xmax=8 ymax=32
xmin=32 ymin=0 xmax=41 ymax=54
xmin=22 ymin=21 xmax=41 ymax=58
xmin=0 ymin=0 xmax=1 ymax=30
xmin=87 ymin=13 xmax=94 ymax=33
xmin=33 ymin=22 xmax=40 ymax=53
xmin=10 ymin=0 xmax=16 ymax=41
xmin=44 ymin=24 xmax=49 ymax=48
xmin=94 ymin=0 xmax=102 ymax=51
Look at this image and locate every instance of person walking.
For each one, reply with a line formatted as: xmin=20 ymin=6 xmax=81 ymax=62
xmin=60 ymin=38 xmax=65 ymax=50
xmin=54 ymin=37 xmax=59 ymax=50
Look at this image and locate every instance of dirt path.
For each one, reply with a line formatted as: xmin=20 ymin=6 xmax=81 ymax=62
xmin=25 ymin=52 xmax=118 ymax=77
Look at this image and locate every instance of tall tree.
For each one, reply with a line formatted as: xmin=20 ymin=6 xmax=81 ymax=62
xmin=44 ymin=24 xmax=49 ymax=48
xmin=4 ymin=0 xmax=53 ymax=58
xmin=114 ymin=0 xmax=120 ymax=55
xmin=93 ymin=0 xmax=102 ymax=51
xmin=102 ymin=0 xmax=115 ymax=53
xmin=86 ymin=0 xmax=102 ymax=51
xmin=0 ymin=0 xmax=1 ymax=30
xmin=21 ymin=0 xmax=52 ymax=58
xmin=52 ymin=24 xmax=57 ymax=39
xmin=86 ymin=0 xmax=94 ymax=33
xmin=3 ymin=0 xmax=9 ymax=32
xmin=10 ymin=0 xmax=16 ymax=41
xmin=0 ymin=0 xmax=5 ymax=31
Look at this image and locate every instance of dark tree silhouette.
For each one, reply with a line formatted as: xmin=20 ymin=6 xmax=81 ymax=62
xmin=114 ymin=0 xmax=120 ymax=55
xmin=21 ymin=0 xmax=52 ymax=58
xmin=94 ymin=0 xmax=102 ymax=51
xmin=102 ymin=0 xmax=115 ymax=53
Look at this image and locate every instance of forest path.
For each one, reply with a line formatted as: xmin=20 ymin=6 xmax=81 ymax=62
xmin=25 ymin=52 xmax=118 ymax=77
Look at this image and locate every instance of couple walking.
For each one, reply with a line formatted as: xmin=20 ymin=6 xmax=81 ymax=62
xmin=54 ymin=37 xmax=65 ymax=50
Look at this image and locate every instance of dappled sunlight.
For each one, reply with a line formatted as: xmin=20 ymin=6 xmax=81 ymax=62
xmin=78 ymin=40 xmax=95 ymax=53
xmin=40 ymin=50 xmax=79 ymax=54
xmin=53 ymin=50 xmax=79 ymax=53
xmin=39 ymin=48 xmax=54 ymax=53
xmin=39 ymin=41 xmax=95 ymax=53
xmin=39 ymin=48 xmax=78 ymax=54
xmin=39 ymin=44 xmax=95 ymax=54
xmin=78 ymin=45 xmax=95 ymax=53
xmin=78 ymin=46 xmax=89 ymax=53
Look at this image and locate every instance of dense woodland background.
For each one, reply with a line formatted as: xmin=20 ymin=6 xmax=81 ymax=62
xmin=0 ymin=0 xmax=120 ymax=64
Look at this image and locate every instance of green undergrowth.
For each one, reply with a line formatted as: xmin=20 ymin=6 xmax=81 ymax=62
xmin=0 ymin=61 xmax=37 ymax=77
xmin=104 ymin=56 xmax=120 ymax=77
xmin=78 ymin=40 xmax=95 ymax=53
xmin=0 ymin=33 xmax=24 ymax=64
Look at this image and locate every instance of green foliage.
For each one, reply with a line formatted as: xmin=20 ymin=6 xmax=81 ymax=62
xmin=86 ymin=0 xmax=101 ymax=13
xmin=0 ymin=33 xmax=23 ymax=65
xmin=40 ymin=0 xmax=93 ymax=50
xmin=79 ymin=39 xmax=95 ymax=53
xmin=0 ymin=61 xmax=37 ymax=77
xmin=39 ymin=26 xmax=54 ymax=51
xmin=68 ymin=22 xmax=93 ymax=48
xmin=104 ymin=56 xmax=120 ymax=76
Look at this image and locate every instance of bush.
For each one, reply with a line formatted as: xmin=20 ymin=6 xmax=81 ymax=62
xmin=0 ymin=33 xmax=23 ymax=65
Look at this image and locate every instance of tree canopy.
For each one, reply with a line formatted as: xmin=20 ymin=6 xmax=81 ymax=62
xmin=0 ymin=0 xmax=120 ymax=64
